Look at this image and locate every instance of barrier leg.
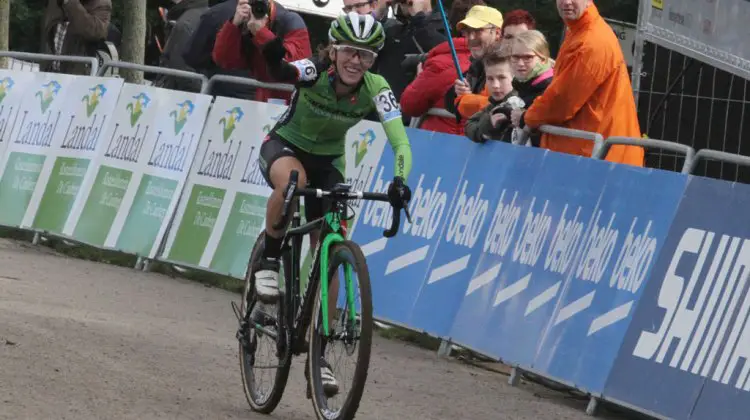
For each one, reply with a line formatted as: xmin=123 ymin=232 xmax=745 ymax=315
xmin=437 ymin=339 xmax=452 ymax=358
xmin=142 ymin=259 xmax=153 ymax=272
xmin=508 ymin=366 xmax=521 ymax=386
xmin=586 ymin=396 xmax=599 ymax=416
xmin=32 ymin=231 xmax=41 ymax=245
xmin=134 ymin=256 xmax=144 ymax=270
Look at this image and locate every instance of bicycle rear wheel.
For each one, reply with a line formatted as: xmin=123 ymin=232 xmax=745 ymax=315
xmin=308 ymin=241 xmax=373 ymax=420
xmin=238 ymin=231 xmax=291 ymax=414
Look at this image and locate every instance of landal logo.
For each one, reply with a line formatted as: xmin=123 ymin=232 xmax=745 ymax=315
xmin=352 ymin=129 xmax=376 ymax=167
xmin=169 ymin=100 xmax=195 ymax=135
xmin=0 ymin=77 xmax=15 ymax=105
xmin=35 ymin=80 xmax=61 ymax=114
xmin=81 ymin=84 xmax=108 ymax=118
xmin=218 ymin=106 xmax=244 ymax=142
xmin=126 ymin=92 xmax=151 ymax=127
xmin=262 ymin=112 xmax=283 ymax=133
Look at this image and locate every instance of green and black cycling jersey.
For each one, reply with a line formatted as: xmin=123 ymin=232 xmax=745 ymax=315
xmin=263 ymin=39 xmax=412 ymax=181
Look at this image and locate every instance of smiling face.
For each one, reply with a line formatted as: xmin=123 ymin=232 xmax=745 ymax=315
xmin=330 ymin=44 xmax=377 ymax=85
xmin=463 ymin=26 xmax=501 ymax=60
xmin=556 ymin=0 xmax=591 ymax=21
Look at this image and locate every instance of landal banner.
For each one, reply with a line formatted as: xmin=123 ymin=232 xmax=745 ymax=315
xmin=160 ymin=96 xmax=389 ymax=279
xmin=62 ymin=83 xmax=212 ymax=258
xmin=0 ymin=70 xmax=40 ymax=160
xmin=0 ymin=72 xmax=79 ymax=227
xmin=24 ymin=76 xmax=124 ymax=233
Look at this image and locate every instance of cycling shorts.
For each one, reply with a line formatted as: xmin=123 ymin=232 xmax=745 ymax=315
xmin=259 ymin=131 xmax=345 ymax=223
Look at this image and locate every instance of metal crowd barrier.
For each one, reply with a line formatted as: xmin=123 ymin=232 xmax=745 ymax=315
xmin=0 ymin=51 xmax=98 ymax=76
xmin=594 ymin=136 xmax=696 ymax=173
xmin=686 ymin=148 xmax=750 ymax=174
xmin=98 ymin=61 xmax=210 ymax=93
xmin=206 ymin=74 xmax=294 ymax=94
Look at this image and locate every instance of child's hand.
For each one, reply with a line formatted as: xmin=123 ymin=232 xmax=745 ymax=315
xmin=491 ymin=113 xmax=507 ymax=127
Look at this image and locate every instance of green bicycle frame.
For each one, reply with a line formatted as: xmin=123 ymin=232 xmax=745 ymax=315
xmin=318 ymin=210 xmax=357 ymax=336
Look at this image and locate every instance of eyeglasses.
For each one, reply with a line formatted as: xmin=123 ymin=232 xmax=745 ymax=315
xmin=342 ymin=0 xmax=373 ymax=12
xmin=334 ymin=45 xmax=378 ymax=67
xmin=510 ymin=53 xmax=538 ymax=63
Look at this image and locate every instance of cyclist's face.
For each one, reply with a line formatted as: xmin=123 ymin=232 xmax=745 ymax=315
xmin=332 ymin=45 xmax=377 ymax=85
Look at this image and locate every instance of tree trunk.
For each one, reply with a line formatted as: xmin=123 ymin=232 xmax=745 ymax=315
xmin=120 ymin=0 xmax=147 ymax=84
xmin=0 ymin=0 xmax=9 ymax=69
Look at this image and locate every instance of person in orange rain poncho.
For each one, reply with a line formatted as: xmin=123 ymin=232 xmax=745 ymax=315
xmin=511 ymin=0 xmax=644 ymax=166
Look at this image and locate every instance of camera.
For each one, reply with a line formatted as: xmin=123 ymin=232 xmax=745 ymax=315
xmin=401 ymin=53 xmax=428 ymax=75
xmin=251 ymin=0 xmax=269 ymax=18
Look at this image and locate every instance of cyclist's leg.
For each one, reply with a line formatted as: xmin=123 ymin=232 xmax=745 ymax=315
xmin=256 ymin=133 xmax=308 ymax=303
xmin=305 ymin=154 xmax=345 ymax=395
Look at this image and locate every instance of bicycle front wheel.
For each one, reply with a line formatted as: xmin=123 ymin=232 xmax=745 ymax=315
xmin=239 ymin=231 xmax=291 ymax=414
xmin=308 ymin=241 xmax=373 ymax=420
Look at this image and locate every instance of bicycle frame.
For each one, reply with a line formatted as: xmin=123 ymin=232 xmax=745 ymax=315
xmin=270 ymin=170 xmax=410 ymax=356
xmin=280 ymin=196 xmax=352 ymax=348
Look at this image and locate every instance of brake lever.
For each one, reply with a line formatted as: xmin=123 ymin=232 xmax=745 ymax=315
xmin=402 ymin=199 xmax=412 ymax=224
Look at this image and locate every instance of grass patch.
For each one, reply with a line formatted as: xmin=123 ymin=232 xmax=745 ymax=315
xmin=375 ymin=324 xmax=441 ymax=352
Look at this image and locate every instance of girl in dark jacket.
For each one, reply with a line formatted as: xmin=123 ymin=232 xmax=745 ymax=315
xmin=509 ymin=30 xmax=554 ymax=146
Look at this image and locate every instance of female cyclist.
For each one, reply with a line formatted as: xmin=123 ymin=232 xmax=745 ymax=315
xmin=254 ymin=12 xmax=413 ymax=394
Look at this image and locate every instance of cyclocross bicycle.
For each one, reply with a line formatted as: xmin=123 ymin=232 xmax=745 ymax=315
xmin=230 ymin=170 xmax=411 ymax=420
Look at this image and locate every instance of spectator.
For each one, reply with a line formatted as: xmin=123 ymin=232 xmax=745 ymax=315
xmin=465 ymin=43 xmax=523 ymax=143
xmin=373 ymin=0 xmax=448 ymax=103
xmin=511 ymin=0 xmax=644 ymax=166
xmin=182 ymin=0 xmax=256 ymax=100
xmin=153 ymin=0 xmax=209 ymax=93
xmin=399 ymin=0 xmax=485 ymax=134
xmin=509 ymin=29 xmax=554 ymax=146
xmin=444 ymin=5 xmax=503 ymax=124
xmin=501 ymin=9 xmax=536 ymax=41
xmin=212 ymin=0 xmax=311 ymax=103
xmin=40 ymin=0 xmax=112 ymax=75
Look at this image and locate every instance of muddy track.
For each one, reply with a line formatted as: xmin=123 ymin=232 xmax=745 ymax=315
xmin=0 ymin=239 xmax=630 ymax=419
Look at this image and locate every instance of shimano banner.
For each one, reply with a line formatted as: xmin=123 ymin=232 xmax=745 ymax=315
xmin=606 ymin=176 xmax=750 ymax=420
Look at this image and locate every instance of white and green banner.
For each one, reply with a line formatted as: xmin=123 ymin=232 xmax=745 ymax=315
xmin=0 ymin=70 xmax=39 ymax=158
xmin=161 ymin=97 xmax=284 ymax=276
xmin=24 ymin=76 xmax=124 ymax=233
xmin=62 ymin=83 xmax=212 ymax=258
xmin=160 ymin=96 xmax=390 ymax=278
xmin=0 ymin=72 xmax=79 ymax=227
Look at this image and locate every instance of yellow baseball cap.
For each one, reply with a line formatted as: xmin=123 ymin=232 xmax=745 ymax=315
xmin=457 ymin=5 xmax=504 ymax=31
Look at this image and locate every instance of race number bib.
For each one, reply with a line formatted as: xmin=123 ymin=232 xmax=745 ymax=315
xmin=292 ymin=59 xmax=318 ymax=82
xmin=374 ymin=90 xmax=401 ymax=122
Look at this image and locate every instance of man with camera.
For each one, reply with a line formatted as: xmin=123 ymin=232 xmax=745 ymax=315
xmin=212 ymin=0 xmax=311 ymax=103
xmin=372 ymin=0 xmax=447 ymax=105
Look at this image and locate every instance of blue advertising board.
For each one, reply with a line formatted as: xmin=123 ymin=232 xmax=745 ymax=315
xmin=352 ymin=128 xmax=470 ymax=326
xmin=447 ymin=145 xmax=549 ymax=361
xmin=406 ymin=139 xmax=515 ymax=338
xmin=605 ymin=176 xmax=750 ymax=419
xmin=532 ymin=163 xmax=687 ymax=393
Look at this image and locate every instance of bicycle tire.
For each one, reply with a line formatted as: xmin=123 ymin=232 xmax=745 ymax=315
xmin=239 ymin=231 xmax=292 ymax=414
xmin=308 ymin=241 xmax=373 ymax=420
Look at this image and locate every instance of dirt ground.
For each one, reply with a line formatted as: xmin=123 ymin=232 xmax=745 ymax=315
xmin=0 ymin=238 xmax=633 ymax=420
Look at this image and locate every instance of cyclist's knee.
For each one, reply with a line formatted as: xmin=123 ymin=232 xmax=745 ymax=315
xmin=269 ymin=157 xmax=307 ymax=190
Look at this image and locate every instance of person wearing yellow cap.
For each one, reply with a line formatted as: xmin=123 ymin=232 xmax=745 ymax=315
xmin=444 ymin=5 xmax=504 ymax=124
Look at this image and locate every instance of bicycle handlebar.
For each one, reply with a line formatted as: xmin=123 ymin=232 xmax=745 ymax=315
xmin=272 ymin=170 xmax=412 ymax=238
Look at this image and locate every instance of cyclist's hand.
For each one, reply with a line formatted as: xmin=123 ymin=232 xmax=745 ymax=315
xmin=388 ymin=176 xmax=411 ymax=207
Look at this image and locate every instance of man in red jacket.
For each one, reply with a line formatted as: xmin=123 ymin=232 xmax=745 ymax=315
xmin=212 ymin=0 xmax=311 ymax=104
